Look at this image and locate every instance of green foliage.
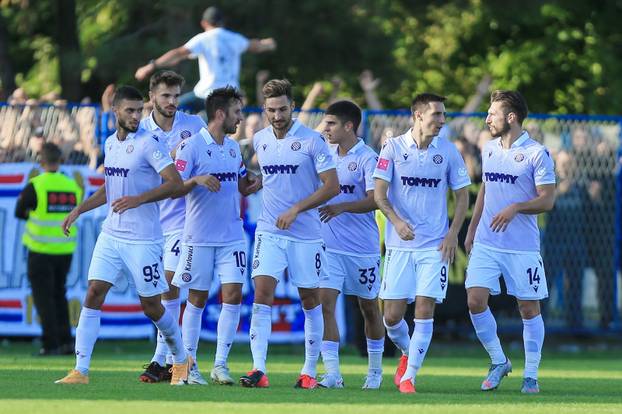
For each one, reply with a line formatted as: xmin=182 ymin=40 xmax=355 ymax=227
xmin=2 ymin=0 xmax=621 ymax=113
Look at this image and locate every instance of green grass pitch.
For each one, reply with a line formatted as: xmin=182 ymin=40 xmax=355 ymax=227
xmin=0 ymin=340 xmax=620 ymax=414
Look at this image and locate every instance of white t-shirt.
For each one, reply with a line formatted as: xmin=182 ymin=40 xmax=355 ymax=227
xmin=373 ymin=129 xmax=471 ymax=250
xmin=184 ymin=28 xmax=250 ymax=98
xmin=175 ymin=128 xmax=246 ymax=245
xmin=321 ymin=139 xmax=379 ymax=255
xmin=101 ymin=129 xmax=173 ymax=242
xmin=140 ymin=111 xmax=206 ymax=235
xmin=253 ymin=120 xmax=336 ymax=241
xmin=475 ymin=131 xmax=556 ymax=252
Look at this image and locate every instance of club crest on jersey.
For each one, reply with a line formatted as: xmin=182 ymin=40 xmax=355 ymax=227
xmin=252 ymin=260 xmax=260 ymax=269
xmin=433 ymin=154 xmax=443 ymax=164
xmin=151 ymin=135 xmax=159 ymax=142
xmin=229 ymin=149 xmax=236 ymax=158
xmin=181 ymin=272 xmax=192 ymax=282
xmin=291 ymin=141 xmax=301 ymax=151
xmin=126 ymin=145 xmax=134 ymax=154
xmin=514 ymin=153 xmax=525 ymax=162
xmin=180 ymin=130 xmax=191 ymax=139
xmin=348 ymin=162 xmax=357 ymax=171
xmin=153 ymin=150 xmax=163 ymax=160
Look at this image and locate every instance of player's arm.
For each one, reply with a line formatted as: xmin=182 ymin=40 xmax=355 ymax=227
xmin=490 ymin=184 xmax=555 ymax=232
xmin=238 ymin=173 xmax=262 ymax=196
xmin=111 ymin=164 xmax=183 ymax=214
xmin=319 ymin=190 xmax=376 ymax=223
xmin=135 ymin=46 xmax=192 ymax=81
xmin=374 ymin=178 xmax=413 ymax=240
xmin=247 ymin=38 xmax=277 ymax=53
xmin=439 ymin=187 xmax=469 ymax=263
xmin=14 ymin=183 xmax=37 ymax=220
xmin=62 ymin=185 xmax=107 ymax=236
xmin=464 ymin=182 xmax=484 ymax=253
xmin=276 ymin=169 xmax=340 ymax=230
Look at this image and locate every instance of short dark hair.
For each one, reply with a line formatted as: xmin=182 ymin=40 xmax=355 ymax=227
xmin=40 ymin=142 xmax=62 ymax=165
xmin=411 ymin=93 xmax=446 ymax=114
xmin=112 ymin=85 xmax=143 ymax=107
xmin=325 ymin=100 xmax=362 ymax=132
xmin=149 ymin=70 xmax=185 ymax=92
xmin=205 ymin=86 xmax=243 ymax=119
xmin=202 ymin=6 xmax=224 ymax=25
xmin=490 ymin=90 xmax=529 ymax=124
xmin=262 ymin=79 xmax=292 ymax=101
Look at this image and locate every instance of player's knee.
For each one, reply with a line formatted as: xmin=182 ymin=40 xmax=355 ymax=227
xmin=141 ymin=300 xmax=163 ymax=321
xmin=518 ymin=301 xmax=540 ymax=319
xmin=382 ymin=312 xmax=402 ymax=327
xmin=467 ymin=295 xmax=487 ymax=314
xmin=163 ymin=285 xmax=179 ymax=300
xmin=359 ymin=299 xmax=380 ymax=320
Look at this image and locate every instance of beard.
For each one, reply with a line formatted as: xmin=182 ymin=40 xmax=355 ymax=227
xmin=154 ymin=101 xmax=175 ymax=118
xmin=223 ymin=119 xmax=239 ymax=135
xmin=270 ymin=117 xmax=292 ymax=133
xmin=489 ymin=119 xmax=511 ymax=137
xmin=118 ymin=117 xmax=139 ymax=133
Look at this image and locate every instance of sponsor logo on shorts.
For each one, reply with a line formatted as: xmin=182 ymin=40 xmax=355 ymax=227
xmin=181 ymin=272 xmax=192 ymax=282
xmin=252 ymin=259 xmax=260 ymax=269
xmin=184 ymin=245 xmax=194 ymax=271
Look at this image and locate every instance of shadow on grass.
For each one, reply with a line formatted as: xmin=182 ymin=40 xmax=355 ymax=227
xmin=1 ymin=371 xmax=620 ymax=404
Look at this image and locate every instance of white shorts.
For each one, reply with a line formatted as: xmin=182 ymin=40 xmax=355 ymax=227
xmin=320 ymin=251 xmax=381 ymax=299
xmin=379 ymin=248 xmax=449 ymax=303
xmin=88 ymin=232 xmax=168 ymax=297
xmin=251 ymin=232 xmax=324 ymax=288
xmin=465 ymin=243 xmax=548 ymax=300
xmin=172 ymin=241 xmax=247 ymax=291
xmin=163 ymin=231 xmax=183 ymax=272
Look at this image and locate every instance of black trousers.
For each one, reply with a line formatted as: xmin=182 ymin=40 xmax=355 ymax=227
xmin=27 ymin=251 xmax=73 ymax=351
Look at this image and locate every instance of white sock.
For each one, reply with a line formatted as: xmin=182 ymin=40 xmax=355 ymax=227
xmin=215 ymin=303 xmax=241 ymax=367
xmin=384 ymin=318 xmax=410 ymax=355
xmin=470 ymin=308 xmax=506 ymax=365
xmin=402 ymin=319 xmax=433 ymax=383
xmin=321 ymin=340 xmax=340 ymax=376
xmin=181 ymin=301 xmax=205 ymax=363
xmin=523 ymin=314 xmax=545 ymax=379
xmin=366 ymin=337 xmax=384 ymax=375
xmin=152 ymin=298 xmax=180 ymax=366
xmin=250 ymin=303 xmax=272 ymax=373
xmin=74 ymin=307 xmax=101 ymax=375
xmin=301 ymin=304 xmax=323 ymax=377
xmin=153 ymin=309 xmax=187 ymax=364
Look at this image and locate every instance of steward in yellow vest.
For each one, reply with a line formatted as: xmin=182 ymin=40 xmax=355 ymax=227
xmin=15 ymin=142 xmax=83 ymax=355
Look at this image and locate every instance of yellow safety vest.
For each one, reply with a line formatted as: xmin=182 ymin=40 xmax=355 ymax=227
xmin=23 ymin=172 xmax=83 ymax=255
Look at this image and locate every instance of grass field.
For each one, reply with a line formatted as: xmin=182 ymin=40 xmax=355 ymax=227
xmin=1 ymin=340 xmax=621 ymax=414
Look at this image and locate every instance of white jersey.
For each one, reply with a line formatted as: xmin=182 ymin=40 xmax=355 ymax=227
xmin=321 ymin=139 xmax=379 ymax=255
xmin=184 ymin=28 xmax=250 ymax=99
xmin=140 ymin=111 xmax=206 ymax=235
xmin=101 ymin=129 xmax=173 ymax=242
xmin=475 ymin=131 xmax=556 ymax=252
xmin=254 ymin=120 xmax=336 ymax=241
xmin=175 ymin=128 xmax=246 ymax=245
xmin=373 ymin=129 xmax=471 ymax=250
